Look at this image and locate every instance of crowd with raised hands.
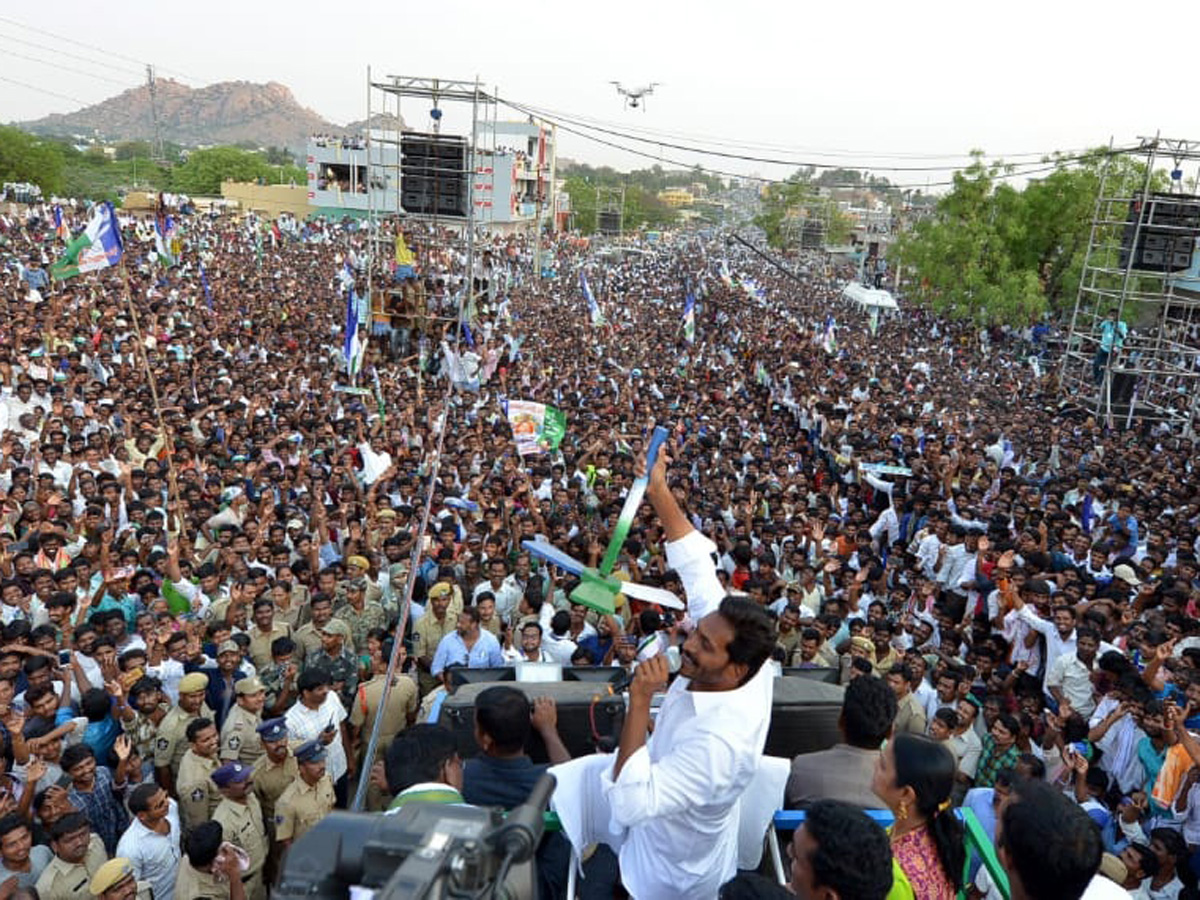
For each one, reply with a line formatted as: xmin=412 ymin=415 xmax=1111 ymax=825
xmin=0 ymin=193 xmax=1197 ymax=899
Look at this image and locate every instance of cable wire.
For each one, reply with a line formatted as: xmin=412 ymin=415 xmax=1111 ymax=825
xmin=1 ymin=48 xmax=142 ymax=88
xmin=507 ymin=100 xmax=1090 ymax=163
xmin=502 ymin=94 xmax=1114 ymax=175
xmin=0 ymin=74 xmax=96 ymax=107
xmin=496 ymin=95 xmax=1114 ymax=190
xmin=0 ymin=33 xmax=145 ymax=78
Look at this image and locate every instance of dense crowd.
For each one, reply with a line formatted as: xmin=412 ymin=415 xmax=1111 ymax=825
xmin=0 ymin=192 xmax=1196 ymax=900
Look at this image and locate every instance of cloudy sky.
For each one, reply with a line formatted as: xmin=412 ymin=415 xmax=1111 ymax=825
xmin=3 ymin=0 xmax=1198 ymax=187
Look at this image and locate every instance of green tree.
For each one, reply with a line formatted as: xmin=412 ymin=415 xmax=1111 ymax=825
xmin=114 ymin=140 xmax=153 ymax=161
xmin=0 ymin=126 xmax=65 ymax=193
xmin=168 ymin=147 xmax=304 ymax=195
xmin=891 ymin=154 xmax=1046 ymax=325
xmin=754 ymin=169 xmax=852 ymax=249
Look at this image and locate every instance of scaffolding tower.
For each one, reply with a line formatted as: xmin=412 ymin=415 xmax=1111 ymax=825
xmin=595 ymin=185 xmax=625 ymax=236
xmin=1059 ymin=137 xmax=1200 ymax=435
xmin=363 ymin=72 xmax=496 ymax=331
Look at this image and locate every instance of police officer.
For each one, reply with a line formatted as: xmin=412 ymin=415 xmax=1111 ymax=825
xmin=211 ymin=761 xmax=267 ymax=900
xmin=349 ymin=647 xmax=418 ymax=766
xmin=273 ymin=740 xmax=334 ymax=853
xmin=153 ymin=671 xmax=211 ymax=793
xmin=173 ymin=821 xmax=247 ymax=900
xmin=176 ymin=716 xmax=220 ymax=832
xmin=304 ymin=618 xmax=358 ymax=711
xmin=35 ymin=811 xmax=108 ymax=900
xmin=87 ymin=856 xmax=151 ymax=899
xmin=251 ymin=718 xmax=296 ymax=888
xmin=220 ymin=677 xmax=266 ymax=766
xmin=293 ymin=593 xmax=336 ymax=660
xmin=247 ymin=599 xmax=292 ymax=671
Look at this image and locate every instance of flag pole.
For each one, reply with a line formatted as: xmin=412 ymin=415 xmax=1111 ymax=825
xmin=117 ymin=259 xmax=187 ymax=539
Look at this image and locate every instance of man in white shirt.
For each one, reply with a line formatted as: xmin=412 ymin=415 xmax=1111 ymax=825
xmin=284 ymin=666 xmax=351 ymax=803
xmin=550 ymin=449 xmax=777 ymax=899
xmin=1045 ymin=628 xmax=1100 ymax=718
xmin=116 ymin=784 xmax=182 ymax=900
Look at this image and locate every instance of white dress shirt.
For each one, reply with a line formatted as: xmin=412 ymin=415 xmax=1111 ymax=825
xmin=285 ymin=691 xmax=349 ymax=782
xmin=116 ymin=798 xmax=182 ymax=900
xmin=597 ymin=529 xmax=775 ymax=899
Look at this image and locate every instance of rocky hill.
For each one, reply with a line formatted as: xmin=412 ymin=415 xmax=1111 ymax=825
xmin=17 ymin=80 xmax=349 ymax=150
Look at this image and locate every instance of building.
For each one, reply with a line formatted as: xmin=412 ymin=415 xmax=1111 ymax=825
xmin=221 ymin=182 xmax=312 ymax=219
xmin=657 ymin=188 xmax=695 ymax=208
xmin=303 ymin=120 xmax=556 ymax=232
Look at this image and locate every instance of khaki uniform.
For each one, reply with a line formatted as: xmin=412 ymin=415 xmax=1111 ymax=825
xmin=292 ymin=622 xmax=323 ymax=660
xmin=248 ymin=623 xmax=292 ymax=671
xmin=153 ymin=703 xmax=213 ymax=777
xmin=413 ymin=612 xmax=456 ymax=694
xmin=253 ymin=751 xmax=298 ymax=887
xmin=349 ymin=674 xmax=418 ymax=755
xmin=274 ymin=774 xmax=335 ymax=845
xmin=177 ymin=749 xmax=220 ymax=830
xmin=34 ymin=834 xmax=107 ymax=900
xmin=220 ymin=704 xmax=264 ymax=765
xmin=275 ymin=590 xmax=310 ymax=632
xmin=173 ymin=859 xmax=232 ymax=900
xmin=252 ymin=753 xmax=298 ymax=826
xmin=214 ymin=795 xmax=268 ymax=900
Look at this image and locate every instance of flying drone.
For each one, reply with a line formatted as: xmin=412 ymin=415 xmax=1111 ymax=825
xmin=521 ymin=426 xmax=684 ymax=614
xmin=611 ymin=82 xmax=659 ymax=111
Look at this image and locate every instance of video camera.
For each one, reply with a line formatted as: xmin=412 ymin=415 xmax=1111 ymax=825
xmin=273 ymin=774 xmax=555 ymax=900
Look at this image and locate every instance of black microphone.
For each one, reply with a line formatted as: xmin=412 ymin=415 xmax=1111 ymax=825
xmin=609 ymin=668 xmax=635 ymax=694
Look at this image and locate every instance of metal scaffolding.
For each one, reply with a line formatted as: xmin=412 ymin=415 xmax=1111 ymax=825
xmin=363 ymin=72 xmax=495 ymax=327
xmin=1059 ymin=137 xmax=1200 ymax=434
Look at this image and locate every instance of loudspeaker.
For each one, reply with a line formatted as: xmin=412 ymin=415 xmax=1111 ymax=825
xmin=1110 ymin=369 xmax=1137 ymax=404
xmin=597 ymin=210 xmax=622 ymax=236
xmin=1119 ymin=193 xmax=1200 ymax=273
xmin=438 ymin=681 xmax=626 ymax=762
xmin=438 ymin=675 xmax=844 ymax=763
xmin=400 ymin=132 xmax=469 ymax=218
xmin=764 ymin=677 xmax=845 ymax=758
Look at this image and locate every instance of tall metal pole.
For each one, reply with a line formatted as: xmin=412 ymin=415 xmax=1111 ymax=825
xmin=463 ymin=78 xmax=480 ymax=325
xmin=365 ymin=65 xmax=373 ymax=336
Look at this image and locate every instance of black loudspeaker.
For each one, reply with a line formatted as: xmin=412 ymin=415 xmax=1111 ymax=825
xmin=1110 ymin=370 xmax=1137 ymax=404
xmin=597 ymin=210 xmax=622 ymax=236
xmin=438 ymin=681 xmax=626 ymax=762
xmin=438 ymin=675 xmax=844 ymax=763
xmin=400 ymin=132 xmax=468 ymax=218
xmin=764 ymin=676 xmax=845 ymax=758
xmin=1119 ymin=193 xmax=1200 ymax=273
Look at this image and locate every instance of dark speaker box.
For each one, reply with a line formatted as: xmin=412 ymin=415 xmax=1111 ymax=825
xmin=438 ymin=675 xmax=844 ymax=764
xmin=438 ymin=681 xmax=626 ymax=763
xmin=765 ymin=676 xmax=845 ymax=758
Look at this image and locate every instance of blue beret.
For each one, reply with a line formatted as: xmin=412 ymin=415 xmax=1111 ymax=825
xmin=256 ymin=717 xmax=288 ymax=742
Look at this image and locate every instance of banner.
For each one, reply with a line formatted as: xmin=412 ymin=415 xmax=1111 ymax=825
xmin=506 ymin=400 xmax=567 ymax=456
xmin=50 ymin=202 xmax=123 ymax=280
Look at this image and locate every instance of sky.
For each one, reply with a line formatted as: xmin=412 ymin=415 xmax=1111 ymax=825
xmin=3 ymin=0 xmax=1200 ymax=190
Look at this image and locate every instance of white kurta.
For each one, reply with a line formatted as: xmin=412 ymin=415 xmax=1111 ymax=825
xmin=552 ymin=530 xmax=774 ymax=900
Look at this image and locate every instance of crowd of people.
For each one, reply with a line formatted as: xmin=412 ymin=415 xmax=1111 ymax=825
xmin=0 ymin=190 xmax=1195 ymax=900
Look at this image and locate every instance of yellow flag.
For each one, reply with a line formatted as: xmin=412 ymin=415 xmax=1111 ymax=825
xmin=395 ymin=233 xmax=415 ymax=266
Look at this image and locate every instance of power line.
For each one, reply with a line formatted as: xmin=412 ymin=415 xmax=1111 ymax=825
xmin=496 ymin=95 xmax=1112 ymax=190
xmin=2 ymin=48 xmax=142 ymax=88
xmin=503 ymin=94 xmax=1107 ymax=175
xmin=0 ymin=74 xmax=96 ymax=107
xmin=507 ymin=101 xmax=1089 ymax=163
xmin=0 ymin=14 xmax=203 ymax=84
xmin=0 ymin=33 xmax=144 ymax=78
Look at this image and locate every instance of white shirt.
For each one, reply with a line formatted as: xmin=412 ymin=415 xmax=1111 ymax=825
xmin=600 ymin=529 xmax=775 ymax=900
xmin=1046 ymin=652 xmax=1097 ymax=717
xmin=285 ymin=691 xmax=349 ymax=782
xmin=116 ymin=798 xmax=182 ymax=900
xmin=1016 ymin=606 xmax=1076 ymax=684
